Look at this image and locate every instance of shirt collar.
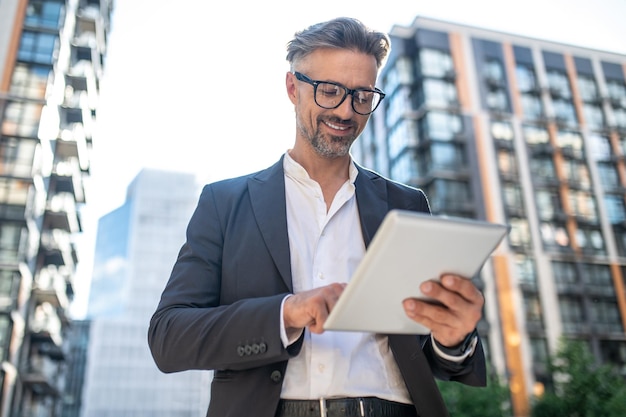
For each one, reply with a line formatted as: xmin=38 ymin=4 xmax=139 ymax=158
xmin=283 ymin=151 xmax=359 ymax=185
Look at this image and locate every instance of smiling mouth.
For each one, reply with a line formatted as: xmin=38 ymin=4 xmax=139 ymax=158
xmin=323 ymin=119 xmax=353 ymax=132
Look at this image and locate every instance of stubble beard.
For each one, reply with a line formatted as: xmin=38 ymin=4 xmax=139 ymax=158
xmin=298 ymin=117 xmax=356 ymax=159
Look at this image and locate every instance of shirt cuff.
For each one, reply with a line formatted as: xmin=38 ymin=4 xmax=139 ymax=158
xmin=430 ymin=332 xmax=478 ymax=363
xmin=280 ymin=294 xmax=304 ymax=348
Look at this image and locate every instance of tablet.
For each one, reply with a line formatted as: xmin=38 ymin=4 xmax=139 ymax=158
xmin=323 ymin=210 xmax=508 ymax=334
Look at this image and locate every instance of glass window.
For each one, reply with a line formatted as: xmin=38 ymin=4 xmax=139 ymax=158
xmin=422 ymin=78 xmax=457 ymax=108
xmin=546 ymin=69 xmax=572 ymax=99
xmin=420 ymin=111 xmax=462 ymax=141
xmin=1 ymin=101 xmax=44 ymax=137
xmin=25 ymin=0 xmax=64 ymax=29
xmin=606 ymin=79 xmax=626 ymax=102
xmin=553 ymin=99 xmax=578 ymax=125
xmin=426 ymin=179 xmax=471 ymax=213
xmin=614 ymin=107 xmax=626 ymax=129
xmin=9 ymin=63 xmax=50 ymax=99
xmin=580 ymin=263 xmax=612 ymax=286
xmin=521 ymin=94 xmax=544 ymax=120
xmin=515 ymin=254 xmax=537 ymax=287
xmin=0 ymin=315 xmax=11 ymax=362
xmin=596 ymin=162 xmax=621 ymax=189
xmin=0 ymin=177 xmax=31 ymax=205
xmin=427 ymin=142 xmax=466 ymax=171
xmin=583 ymin=104 xmax=605 ymax=130
xmin=523 ymin=125 xmax=550 ymax=145
xmin=561 ymin=159 xmax=590 ymax=188
xmin=503 ymin=183 xmax=524 ymax=213
xmin=484 ymin=59 xmax=505 ymax=83
xmin=497 ymin=148 xmax=517 ymax=177
xmin=530 ymin=338 xmax=549 ymax=369
xmin=388 ymin=119 xmax=418 ymax=160
xmin=540 ymin=222 xmax=570 ymax=249
xmin=576 ymin=226 xmax=606 ymax=254
xmin=419 ymin=49 xmax=454 ymax=78
xmin=604 ymin=195 xmax=626 ymax=224
xmin=17 ymin=30 xmax=57 ymax=65
xmin=523 ymin=293 xmax=543 ymax=325
xmin=509 ymin=217 xmax=532 ymax=248
xmin=491 ymin=121 xmax=514 ymax=141
xmin=577 ymin=75 xmax=599 ymax=102
xmin=587 ymin=134 xmax=612 ymax=161
xmin=529 ymin=156 xmax=557 ymax=181
xmin=556 ymin=130 xmax=584 ymax=158
xmin=486 ymin=89 xmax=508 ymax=112
xmin=385 ymin=87 xmax=412 ymax=129
xmin=515 ymin=64 xmax=538 ymax=93
xmin=0 ymin=136 xmax=38 ymax=178
xmin=552 ymin=261 xmax=578 ymax=287
xmin=535 ymin=189 xmax=561 ymax=220
xmin=384 ymin=56 xmax=413 ymax=94
xmin=589 ymin=299 xmax=622 ymax=332
xmin=568 ymin=190 xmax=597 ymax=222
xmin=0 ymin=223 xmax=23 ymax=262
xmin=390 ymin=152 xmax=419 ymax=190
xmin=559 ymin=296 xmax=585 ymax=332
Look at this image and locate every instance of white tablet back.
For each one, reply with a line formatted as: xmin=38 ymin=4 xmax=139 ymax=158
xmin=323 ymin=210 xmax=508 ymax=334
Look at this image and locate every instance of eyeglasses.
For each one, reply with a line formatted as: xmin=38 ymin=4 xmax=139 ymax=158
xmin=293 ymin=71 xmax=385 ymax=115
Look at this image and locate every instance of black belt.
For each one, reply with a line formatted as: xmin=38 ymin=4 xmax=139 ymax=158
xmin=276 ymin=397 xmax=417 ymax=417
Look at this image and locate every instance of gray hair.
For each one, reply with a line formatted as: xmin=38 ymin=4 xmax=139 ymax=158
xmin=286 ymin=17 xmax=391 ymax=70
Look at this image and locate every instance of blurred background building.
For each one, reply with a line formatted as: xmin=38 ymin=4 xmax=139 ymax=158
xmin=79 ymin=169 xmax=211 ymax=417
xmin=2 ymin=1 xmax=626 ymax=416
xmin=353 ymin=16 xmax=626 ymax=416
xmin=0 ymin=0 xmax=112 ymax=416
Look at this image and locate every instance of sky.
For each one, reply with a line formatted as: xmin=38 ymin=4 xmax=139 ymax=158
xmin=70 ymin=0 xmax=626 ymax=318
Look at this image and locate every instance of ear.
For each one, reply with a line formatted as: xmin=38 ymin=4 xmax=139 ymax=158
xmin=286 ymin=71 xmax=297 ymax=105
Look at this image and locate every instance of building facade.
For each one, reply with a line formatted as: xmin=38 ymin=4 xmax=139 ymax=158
xmin=0 ymin=0 xmax=112 ymax=416
xmin=80 ymin=169 xmax=211 ymax=417
xmin=353 ymin=16 xmax=626 ymax=416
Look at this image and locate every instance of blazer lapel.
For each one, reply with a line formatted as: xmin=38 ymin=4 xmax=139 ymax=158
xmin=354 ymin=164 xmax=389 ymax=248
xmin=247 ymin=157 xmax=293 ymax=291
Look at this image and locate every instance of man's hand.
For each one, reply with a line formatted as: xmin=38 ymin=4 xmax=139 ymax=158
xmin=402 ymin=274 xmax=484 ymax=347
xmin=283 ymin=283 xmax=346 ymax=334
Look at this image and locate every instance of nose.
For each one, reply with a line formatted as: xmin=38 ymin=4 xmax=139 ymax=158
xmin=333 ymin=93 xmax=356 ymax=120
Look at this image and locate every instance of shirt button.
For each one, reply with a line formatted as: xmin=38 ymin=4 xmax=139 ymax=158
xmin=318 ymin=364 xmax=325 ymax=373
xmin=318 ymin=273 xmax=324 ymax=280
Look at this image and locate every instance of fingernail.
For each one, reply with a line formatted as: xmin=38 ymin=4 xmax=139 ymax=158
xmin=421 ymin=282 xmax=432 ymax=293
xmin=442 ymin=275 xmax=455 ymax=287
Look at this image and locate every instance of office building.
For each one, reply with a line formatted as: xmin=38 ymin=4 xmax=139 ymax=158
xmin=80 ymin=169 xmax=211 ymax=417
xmin=0 ymin=0 xmax=112 ymax=415
xmin=352 ymin=16 xmax=626 ymax=416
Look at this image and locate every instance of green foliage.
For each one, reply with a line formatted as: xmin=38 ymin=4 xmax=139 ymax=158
xmin=438 ymin=372 xmax=512 ymax=417
xmin=531 ymin=339 xmax=626 ymax=417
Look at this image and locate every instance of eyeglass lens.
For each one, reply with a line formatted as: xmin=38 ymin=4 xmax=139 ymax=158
xmin=315 ymin=82 xmax=382 ymax=115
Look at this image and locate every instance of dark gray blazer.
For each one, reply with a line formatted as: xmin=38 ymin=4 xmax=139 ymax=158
xmin=148 ymin=156 xmax=486 ymax=417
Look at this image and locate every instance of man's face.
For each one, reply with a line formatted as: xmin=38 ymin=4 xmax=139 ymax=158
xmin=287 ymin=48 xmax=379 ymax=159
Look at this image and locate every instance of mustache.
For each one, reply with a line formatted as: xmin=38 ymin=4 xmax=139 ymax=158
xmin=319 ymin=116 xmax=356 ymax=128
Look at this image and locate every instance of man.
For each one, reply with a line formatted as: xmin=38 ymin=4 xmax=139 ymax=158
xmin=148 ymin=17 xmax=486 ymax=417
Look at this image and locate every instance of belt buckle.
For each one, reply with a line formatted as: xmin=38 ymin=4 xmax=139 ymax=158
xmin=318 ymin=397 xmax=366 ymax=417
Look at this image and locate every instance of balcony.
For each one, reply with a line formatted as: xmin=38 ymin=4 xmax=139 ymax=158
xmin=50 ymin=159 xmax=86 ymax=203
xmin=39 ymin=229 xmax=75 ymax=269
xmin=22 ymin=353 xmax=61 ymax=397
xmin=44 ymin=193 xmax=80 ymax=234
xmin=33 ymin=266 xmax=70 ymax=310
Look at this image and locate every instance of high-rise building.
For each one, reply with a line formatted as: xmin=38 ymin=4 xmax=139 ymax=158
xmin=353 ymin=16 xmax=626 ymax=416
xmin=0 ymin=0 xmax=112 ymax=415
xmin=80 ymin=169 xmax=211 ymax=417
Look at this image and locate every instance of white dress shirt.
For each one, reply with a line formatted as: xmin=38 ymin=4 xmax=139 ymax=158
xmin=279 ymin=151 xmax=412 ymax=404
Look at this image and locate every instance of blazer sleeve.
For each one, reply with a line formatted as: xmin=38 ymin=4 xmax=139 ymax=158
xmin=148 ymin=184 xmax=301 ymax=374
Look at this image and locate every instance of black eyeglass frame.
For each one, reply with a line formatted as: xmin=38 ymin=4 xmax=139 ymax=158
xmin=293 ymin=71 xmax=386 ymax=115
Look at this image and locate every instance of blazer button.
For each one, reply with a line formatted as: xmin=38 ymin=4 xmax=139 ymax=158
xmin=237 ymin=346 xmax=245 ymax=357
xmin=252 ymin=343 xmax=260 ymax=354
xmin=259 ymin=342 xmax=267 ymax=353
xmin=270 ymin=370 xmax=282 ymax=383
